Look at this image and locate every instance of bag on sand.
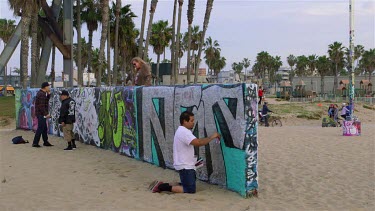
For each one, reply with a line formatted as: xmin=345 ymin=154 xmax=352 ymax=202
xmin=12 ymin=136 xmax=29 ymax=144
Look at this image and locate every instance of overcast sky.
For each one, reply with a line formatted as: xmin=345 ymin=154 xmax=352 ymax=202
xmin=0 ymin=0 xmax=374 ymax=75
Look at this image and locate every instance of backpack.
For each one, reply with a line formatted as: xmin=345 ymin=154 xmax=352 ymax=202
xmin=12 ymin=136 xmax=29 ymax=144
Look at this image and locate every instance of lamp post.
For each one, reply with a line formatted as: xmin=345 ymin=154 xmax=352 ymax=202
xmin=348 ymin=0 xmax=355 ymax=120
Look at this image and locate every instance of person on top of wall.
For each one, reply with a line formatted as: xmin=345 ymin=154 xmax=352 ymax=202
xmin=258 ymin=86 xmax=263 ymax=105
xmin=131 ymin=57 xmax=152 ymax=86
xmin=32 ymin=82 xmax=54 ymax=148
xmin=261 ymin=102 xmax=273 ymax=127
xmin=149 ymin=111 xmax=221 ymax=194
xmin=58 ymin=90 xmax=76 ymax=151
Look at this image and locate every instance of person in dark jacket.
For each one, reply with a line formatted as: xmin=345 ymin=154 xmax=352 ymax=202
xmin=261 ymin=102 xmax=273 ymax=127
xmin=32 ymin=82 xmax=54 ymax=147
xmin=58 ymin=90 xmax=76 ymax=151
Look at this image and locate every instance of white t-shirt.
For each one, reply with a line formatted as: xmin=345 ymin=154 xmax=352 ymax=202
xmin=173 ymin=126 xmax=197 ymax=170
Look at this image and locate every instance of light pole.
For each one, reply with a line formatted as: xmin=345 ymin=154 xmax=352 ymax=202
xmin=348 ymin=0 xmax=355 ymax=120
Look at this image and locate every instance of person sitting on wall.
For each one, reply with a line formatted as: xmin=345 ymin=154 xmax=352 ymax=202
xmin=149 ymin=111 xmax=221 ymax=194
xmin=131 ymin=57 xmax=152 ymax=86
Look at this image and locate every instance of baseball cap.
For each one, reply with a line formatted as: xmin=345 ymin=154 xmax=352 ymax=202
xmin=60 ymin=90 xmax=69 ymax=96
xmin=41 ymin=82 xmax=50 ymax=88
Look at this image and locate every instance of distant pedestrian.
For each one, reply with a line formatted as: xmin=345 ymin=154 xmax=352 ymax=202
xmin=258 ymin=86 xmax=263 ymax=104
xmin=32 ymin=82 xmax=54 ymax=148
xmin=261 ymin=102 xmax=273 ymax=127
xmin=131 ymin=57 xmax=152 ymax=86
xmin=58 ymin=90 xmax=76 ymax=151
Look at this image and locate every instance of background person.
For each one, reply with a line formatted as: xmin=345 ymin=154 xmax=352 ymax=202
xmin=32 ymin=82 xmax=53 ymax=148
xmin=131 ymin=57 xmax=152 ymax=86
xmin=58 ymin=90 xmax=76 ymax=151
xmin=149 ymin=111 xmax=221 ymax=194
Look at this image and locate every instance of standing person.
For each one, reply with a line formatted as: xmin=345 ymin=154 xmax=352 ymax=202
xmin=333 ymin=104 xmax=340 ymax=126
xmin=258 ymin=86 xmax=263 ymax=104
xmin=32 ymin=82 xmax=54 ymax=147
xmin=261 ymin=102 xmax=273 ymax=127
xmin=131 ymin=57 xmax=152 ymax=86
xmin=149 ymin=111 xmax=221 ymax=194
xmin=58 ymin=90 xmax=76 ymax=151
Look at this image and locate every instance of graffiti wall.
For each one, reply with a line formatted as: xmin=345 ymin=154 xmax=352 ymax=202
xmin=15 ymin=84 xmax=258 ymax=198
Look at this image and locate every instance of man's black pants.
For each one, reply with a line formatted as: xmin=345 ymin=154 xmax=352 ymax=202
xmin=33 ymin=115 xmax=48 ymax=145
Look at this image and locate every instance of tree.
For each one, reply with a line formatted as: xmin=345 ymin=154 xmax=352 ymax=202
xmin=8 ymin=0 xmax=35 ymax=88
xmin=76 ymin=0 xmax=83 ymax=86
xmin=270 ymin=56 xmax=282 ymax=86
xmin=253 ymin=51 xmax=272 ymax=79
xmin=186 ymin=0 xmax=195 ymax=84
xmin=73 ymin=38 xmax=90 ymax=73
xmin=211 ymin=51 xmax=226 ymax=76
xmin=295 ymin=55 xmax=309 ymax=77
xmin=138 ymin=0 xmax=148 ymax=58
xmin=232 ymin=62 xmax=243 ymax=81
xmin=184 ymin=25 xmax=201 ymax=82
xmin=194 ymin=0 xmax=214 ymax=84
xmin=307 ymin=54 xmax=318 ymax=76
xmin=204 ymin=37 xmax=220 ymax=75
xmin=328 ymin=42 xmax=345 ymax=95
xmin=0 ymin=19 xmax=16 ymax=44
xmin=173 ymin=0 xmax=184 ymax=84
xmin=150 ymin=20 xmax=173 ymax=85
xmin=97 ymin=0 xmax=110 ymax=86
xmin=359 ymin=49 xmax=375 ymax=81
xmin=81 ymin=0 xmax=101 ymax=74
xmin=144 ymin=0 xmax=159 ymax=60
xmin=316 ymin=55 xmax=331 ymax=95
xmin=287 ymin=54 xmax=297 ymax=85
xmin=242 ymin=58 xmax=251 ymax=81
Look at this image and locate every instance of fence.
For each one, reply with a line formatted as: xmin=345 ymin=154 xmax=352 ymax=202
xmin=15 ymin=84 xmax=259 ymax=198
xmin=290 ymin=97 xmax=375 ymax=104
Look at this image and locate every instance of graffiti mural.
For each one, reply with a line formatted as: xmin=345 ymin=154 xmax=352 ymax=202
xmin=15 ymin=84 xmax=258 ymax=198
xmin=343 ymin=120 xmax=361 ymax=136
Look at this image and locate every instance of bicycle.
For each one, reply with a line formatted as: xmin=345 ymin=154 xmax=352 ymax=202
xmin=258 ymin=112 xmax=283 ymax=127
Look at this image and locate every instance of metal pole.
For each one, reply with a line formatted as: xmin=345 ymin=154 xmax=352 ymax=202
xmin=348 ymin=0 xmax=355 ymax=120
xmin=63 ymin=0 xmax=74 ymax=87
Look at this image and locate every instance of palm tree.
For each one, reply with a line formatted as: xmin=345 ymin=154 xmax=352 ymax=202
xmin=174 ymin=0 xmax=183 ymax=84
xmin=184 ymin=25 xmax=201 ymax=82
xmin=112 ymin=0 xmax=121 ymax=86
xmin=30 ymin=2 xmax=41 ymax=88
xmin=0 ymin=18 xmax=16 ymax=86
xmin=194 ymin=0 xmax=214 ymax=84
xmin=212 ymin=52 xmax=226 ymax=76
xmin=316 ymin=55 xmax=331 ymax=96
xmin=287 ymin=54 xmax=296 ymax=85
xmin=144 ymin=0 xmax=159 ymax=60
xmin=91 ymin=48 xmax=107 ymax=81
xmin=232 ymin=62 xmax=243 ymax=81
xmin=8 ymin=0 xmax=36 ymax=88
xmin=186 ymin=0 xmax=195 ymax=84
xmin=307 ymin=54 xmax=318 ymax=76
xmin=359 ymin=49 xmax=375 ymax=81
xmin=270 ymin=56 xmax=282 ymax=88
xmin=253 ymin=51 xmax=271 ymax=79
xmin=328 ymin=42 xmax=345 ymax=95
xmin=76 ymin=0 xmax=83 ymax=86
xmin=109 ymin=4 xmax=137 ymax=85
xmin=242 ymin=58 xmax=251 ymax=81
xmin=73 ymin=38 xmax=89 ymax=73
xmin=170 ymin=0 xmax=178 ymax=84
xmin=204 ymin=37 xmax=220 ymax=75
xmin=138 ymin=0 xmax=148 ymax=58
xmin=97 ymin=0 xmax=110 ymax=86
xmin=295 ymin=55 xmax=309 ymax=77
xmin=150 ymin=20 xmax=173 ymax=85
xmin=81 ymin=0 xmax=101 ymax=74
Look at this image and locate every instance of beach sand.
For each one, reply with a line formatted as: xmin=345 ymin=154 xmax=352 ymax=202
xmin=1 ymin=122 xmax=374 ymax=210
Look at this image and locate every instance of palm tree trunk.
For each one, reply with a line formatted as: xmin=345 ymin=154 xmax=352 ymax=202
xmin=170 ymin=0 xmax=177 ymax=85
xmin=77 ymin=0 xmax=83 ymax=86
xmin=144 ymin=0 xmax=158 ymax=60
xmin=21 ymin=15 xmax=31 ymax=89
xmin=51 ymin=45 xmax=56 ymax=88
xmin=333 ymin=63 xmax=338 ymax=95
xmin=31 ymin=11 xmax=38 ymax=88
xmin=187 ymin=24 xmax=192 ymax=84
xmin=88 ymin=30 xmax=93 ymax=73
xmin=113 ymin=0 xmax=121 ymax=86
xmin=97 ymin=0 xmax=109 ymax=87
xmin=175 ymin=0 xmax=183 ymax=84
xmin=156 ymin=54 xmax=160 ymax=85
xmin=107 ymin=22 xmax=111 ymax=86
xmin=194 ymin=0 xmax=214 ymax=84
xmin=138 ymin=0 xmax=148 ymax=58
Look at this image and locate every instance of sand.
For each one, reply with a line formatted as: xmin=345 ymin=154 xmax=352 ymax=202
xmin=1 ymin=122 xmax=374 ymax=210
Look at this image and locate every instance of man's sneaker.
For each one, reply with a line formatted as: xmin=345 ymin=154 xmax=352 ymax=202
xmin=152 ymin=181 xmax=163 ymax=193
xmin=32 ymin=144 xmax=41 ymax=148
xmin=64 ymin=146 xmax=73 ymax=151
xmin=72 ymin=143 xmax=77 ymax=149
xmin=43 ymin=142 xmax=54 ymax=147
